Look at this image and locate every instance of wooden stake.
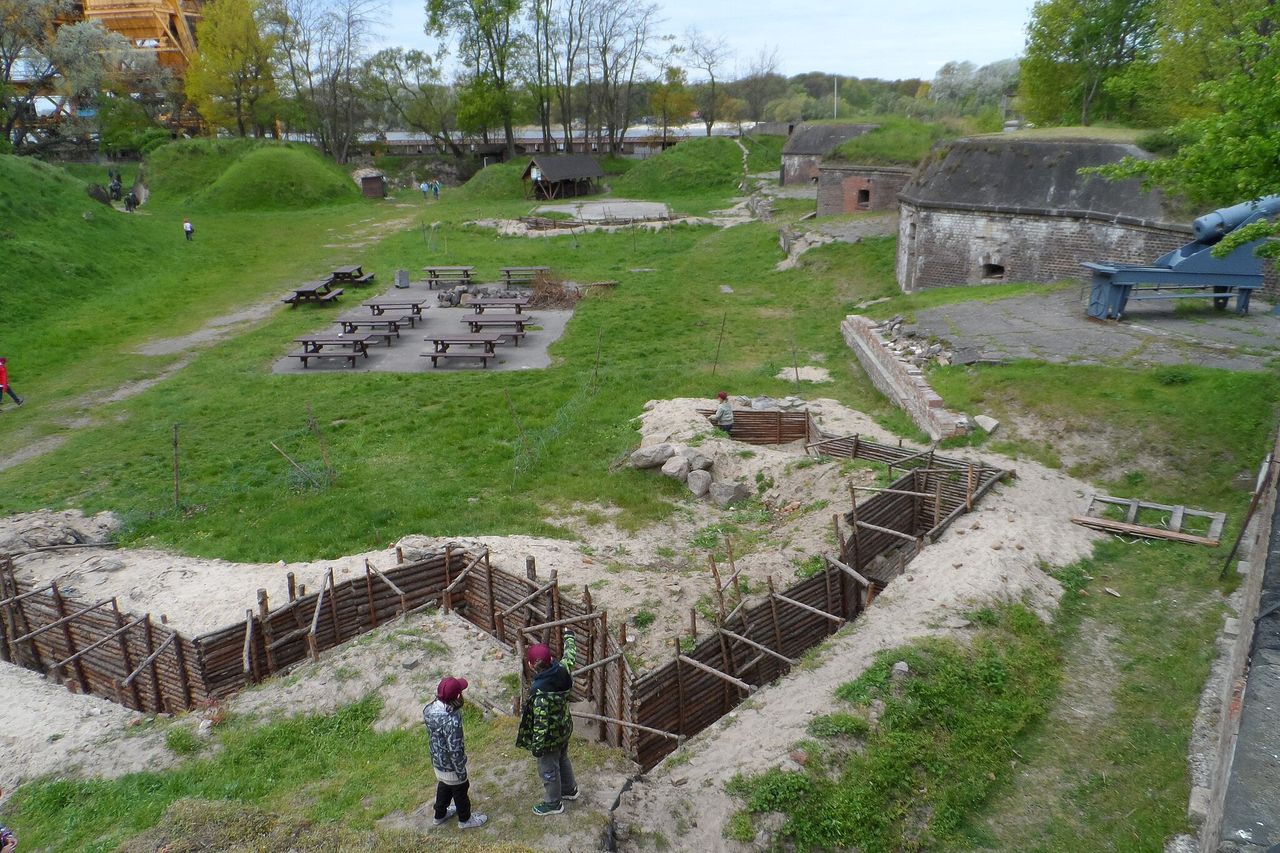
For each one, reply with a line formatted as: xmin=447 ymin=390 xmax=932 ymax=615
xmin=51 ymin=584 xmax=90 ymax=694
xmin=674 ymin=637 xmax=686 ymax=734
xmin=172 ymin=424 xmax=181 ymax=512
xmin=711 ymin=310 xmax=728 ymax=375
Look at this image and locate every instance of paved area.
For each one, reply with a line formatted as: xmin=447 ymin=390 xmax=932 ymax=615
xmin=271 ymin=282 xmax=571 ymax=375
xmin=536 ymin=199 xmax=669 ymax=221
xmin=909 ymin=286 xmax=1280 ymax=372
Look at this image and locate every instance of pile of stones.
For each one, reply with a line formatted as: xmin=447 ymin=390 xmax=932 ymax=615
xmin=628 ymin=443 xmax=751 ymax=508
xmin=875 ymin=315 xmax=956 ymax=367
xmin=436 ymin=285 xmax=526 ymax=307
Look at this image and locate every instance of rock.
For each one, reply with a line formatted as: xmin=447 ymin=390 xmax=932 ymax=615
xmin=661 ymin=455 xmax=690 ymax=481
xmin=891 ymin=661 xmax=910 ymax=680
xmin=709 ymin=481 xmax=751 ymax=508
xmin=991 ymin=542 xmax=1003 ymax=550
xmin=402 ymin=659 xmax=421 ymax=671
xmin=974 ymin=414 xmax=1000 ymax=434
xmin=749 ymin=396 xmax=781 ymax=410
xmin=680 ymin=447 xmax=713 ymax=471
xmin=687 ymin=469 xmax=712 ymax=497
xmin=788 ymin=749 xmax=809 ymax=766
xmin=630 ymin=443 xmax=676 ymax=469
xmin=197 ymin=719 xmax=213 ymax=735
xmin=90 ymin=556 xmax=126 ymax=574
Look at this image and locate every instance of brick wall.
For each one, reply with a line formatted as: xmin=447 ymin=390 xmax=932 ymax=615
xmin=817 ymin=165 xmax=912 ymax=216
xmin=841 ymin=316 xmax=969 ymax=441
xmin=896 ymin=203 xmax=1194 ymax=292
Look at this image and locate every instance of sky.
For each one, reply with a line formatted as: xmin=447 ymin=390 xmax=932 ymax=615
xmin=376 ymin=0 xmax=1034 ymax=83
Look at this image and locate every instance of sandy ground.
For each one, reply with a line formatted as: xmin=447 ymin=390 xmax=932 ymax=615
xmin=0 ymin=396 xmax=1101 ymax=852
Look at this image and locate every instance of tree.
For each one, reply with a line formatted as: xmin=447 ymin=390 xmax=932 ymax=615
xmin=0 ymin=0 xmax=68 ymax=148
xmin=362 ymin=47 xmax=462 ymax=154
xmin=1021 ymin=0 xmax=1158 ymax=126
xmin=648 ymin=65 xmax=691 ymax=146
xmin=187 ymin=0 xmax=278 ymax=136
xmin=685 ymin=27 xmax=730 ymax=135
xmin=1153 ymin=0 xmax=1270 ymax=121
xmin=590 ymin=0 xmax=657 ymax=152
xmin=733 ymin=45 xmax=785 ymax=122
xmin=426 ymin=0 xmax=523 ymax=156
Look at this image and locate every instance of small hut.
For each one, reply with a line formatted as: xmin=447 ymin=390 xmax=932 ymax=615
xmin=523 ymin=154 xmax=603 ymax=200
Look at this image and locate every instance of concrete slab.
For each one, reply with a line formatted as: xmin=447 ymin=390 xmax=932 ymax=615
xmin=271 ymin=283 xmax=571 ymax=375
xmin=536 ymin=199 xmax=670 ymax=221
xmin=909 ymin=287 xmax=1280 ymax=372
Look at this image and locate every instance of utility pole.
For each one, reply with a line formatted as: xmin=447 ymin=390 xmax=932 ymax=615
xmin=833 ymin=76 xmax=838 ymax=118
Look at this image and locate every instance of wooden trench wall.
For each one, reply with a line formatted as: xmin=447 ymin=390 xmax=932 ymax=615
xmin=0 ymin=411 xmax=1008 ymax=771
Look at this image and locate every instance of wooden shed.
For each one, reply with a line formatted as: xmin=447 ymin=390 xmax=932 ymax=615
xmin=522 ymin=154 xmax=603 ymax=200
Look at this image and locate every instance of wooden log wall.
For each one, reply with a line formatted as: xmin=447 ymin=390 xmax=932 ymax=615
xmin=694 ymin=409 xmax=810 ymax=444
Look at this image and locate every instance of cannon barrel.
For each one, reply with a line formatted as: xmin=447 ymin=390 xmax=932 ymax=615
xmin=1192 ymin=195 xmax=1280 ymax=242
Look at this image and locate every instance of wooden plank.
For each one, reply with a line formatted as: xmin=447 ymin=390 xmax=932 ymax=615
xmin=1070 ymin=515 xmax=1220 ymax=547
xmin=855 ymin=518 xmax=920 ymax=543
xmin=677 ymin=654 xmax=755 ymax=694
xmin=824 ymin=556 xmax=870 ymax=588
xmin=719 ymin=628 xmax=795 ymax=666
xmin=771 ymin=591 xmax=845 ymax=625
xmin=123 ymin=633 xmax=176 ymax=686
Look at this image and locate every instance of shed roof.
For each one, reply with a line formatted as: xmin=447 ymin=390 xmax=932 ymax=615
xmin=524 ymin=154 xmax=604 ymax=182
xmin=782 ymin=123 xmax=878 ymax=155
xmin=900 ymin=137 xmax=1181 ymax=224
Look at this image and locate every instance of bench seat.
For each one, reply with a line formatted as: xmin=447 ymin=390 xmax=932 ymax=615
xmin=424 ymin=351 xmax=495 ymax=368
xmin=319 ymin=288 xmax=344 ymax=303
xmin=290 ymin=350 xmax=358 ymax=368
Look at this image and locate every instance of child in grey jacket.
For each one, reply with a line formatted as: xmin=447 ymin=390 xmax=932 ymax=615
xmin=423 ymin=676 xmax=488 ymax=829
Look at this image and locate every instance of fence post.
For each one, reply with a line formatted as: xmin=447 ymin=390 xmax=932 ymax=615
xmin=485 ymin=554 xmax=497 ymax=635
xmin=51 ymin=583 xmax=90 ymax=693
xmin=143 ymin=615 xmax=163 ymax=712
xmin=326 ymin=568 xmax=339 ymax=644
xmin=113 ymin=600 xmax=144 ymax=709
xmin=597 ymin=610 xmax=609 ymax=742
xmin=673 ymin=637 xmax=686 ymax=736
xmin=172 ymin=634 xmax=192 ymax=709
xmin=616 ymin=622 xmax=627 ymax=746
xmin=364 ymin=563 xmax=378 ymax=629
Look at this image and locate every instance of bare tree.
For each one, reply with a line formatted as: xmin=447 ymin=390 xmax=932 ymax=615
xmin=590 ymin=0 xmax=658 ymax=152
xmin=735 ymin=44 xmax=783 ymax=122
xmin=362 ymin=47 xmax=462 ymax=154
xmin=0 ymin=0 xmax=69 ymax=148
xmin=427 ymin=0 xmax=523 ymax=156
xmin=686 ymin=26 xmax=731 ymax=136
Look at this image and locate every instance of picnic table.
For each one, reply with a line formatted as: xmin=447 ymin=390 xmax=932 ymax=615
xmin=424 ymin=266 xmax=475 ymax=289
xmin=363 ymin=297 xmax=429 ymax=316
xmin=331 ymin=265 xmax=376 ymax=286
xmin=500 ymin=266 xmax=550 ymax=286
xmin=283 ymin=279 xmax=344 ymax=306
xmin=335 ymin=313 xmax=416 ymax=335
xmin=459 ymin=313 xmax=533 ymax=344
xmin=469 ymin=297 xmax=530 ymax=314
xmin=293 ymin=334 xmax=377 ymax=356
xmin=422 ymin=334 xmax=503 ymax=368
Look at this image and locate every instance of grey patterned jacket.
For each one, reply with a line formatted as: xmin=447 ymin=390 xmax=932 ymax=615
xmin=423 ymin=699 xmax=468 ymax=782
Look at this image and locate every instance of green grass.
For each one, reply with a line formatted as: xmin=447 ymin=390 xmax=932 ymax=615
xmin=3 ymin=696 xmax=614 ymax=852
xmin=830 ymin=117 xmax=953 ymax=166
xmin=611 ymin=137 xmax=746 ymax=200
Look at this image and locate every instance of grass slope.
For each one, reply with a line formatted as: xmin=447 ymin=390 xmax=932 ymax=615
xmin=611 ymin=137 xmax=746 ymax=199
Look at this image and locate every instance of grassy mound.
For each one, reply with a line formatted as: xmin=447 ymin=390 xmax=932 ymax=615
xmin=145 ymin=140 xmax=359 ymax=210
xmin=610 ymin=137 xmax=744 ymax=198
xmin=831 ymin=117 xmax=952 ymax=166
xmin=455 ymin=159 xmax=528 ymax=201
xmin=0 ymin=155 xmax=155 ymax=327
xmin=195 ymin=146 xmax=359 ymax=211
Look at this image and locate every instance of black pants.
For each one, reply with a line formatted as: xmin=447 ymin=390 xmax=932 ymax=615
xmin=1 ymin=386 xmax=20 ymax=405
xmin=435 ymin=780 xmax=471 ymax=821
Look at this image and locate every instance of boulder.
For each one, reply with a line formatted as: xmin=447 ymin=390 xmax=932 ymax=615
xmin=680 ymin=447 xmax=713 ymax=471
xmin=630 ymin=443 xmax=676 ymax=469
xmin=660 ymin=455 xmax=690 ymax=481
xmin=750 ymin=396 xmax=781 ymax=410
xmin=974 ymin=414 xmax=1000 ymax=434
xmin=687 ymin=469 xmax=712 ymax=497
xmin=709 ymin=481 xmax=751 ymax=508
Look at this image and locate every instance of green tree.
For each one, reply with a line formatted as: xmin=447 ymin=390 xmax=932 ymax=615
xmin=426 ymin=0 xmax=523 ymax=156
xmin=1 ymin=0 xmax=68 ymax=148
xmin=186 ymin=0 xmax=279 ymax=136
xmin=362 ymin=47 xmax=462 ymax=155
xmin=1021 ymin=0 xmax=1158 ymax=125
xmin=1153 ymin=0 xmax=1271 ymax=120
xmin=648 ymin=65 xmax=693 ymax=146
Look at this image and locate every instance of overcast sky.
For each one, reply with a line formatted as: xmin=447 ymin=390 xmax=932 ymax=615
xmin=376 ymin=0 xmax=1033 ymax=82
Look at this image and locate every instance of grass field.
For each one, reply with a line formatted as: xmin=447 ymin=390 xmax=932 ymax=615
xmin=0 ymin=138 xmax=1276 ymax=852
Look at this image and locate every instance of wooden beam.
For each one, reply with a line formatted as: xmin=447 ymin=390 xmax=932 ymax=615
xmin=719 ymin=628 xmax=796 ymax=666
xmin=855 ymin=518 xmax=921 ymax=543
xmin=1070 ymin=516 xmax=1220 ymax=547
xmin=518 ymin=611 xmax=602 ymax=635
xmin=123 ymin=632 xmax=176 ymax=687
xmin=570 ymin=711 xmax=682 ymax=741
xmin=48 ymin=617 xmax=143 ymax=670
xmin=500 ymin=579 xmax=555 ymax=618
xmin=574 ymin=651 xmax=623 ymax=677
xmin=9 ymin=598 xmax=113 ymax=644
xmin=824 ymin=556 xmax=870 ymax=588
xmin=771 ymin=591 xmax=845 ymax=625
xmin=678 ymin=654 xmax=756 ymax=694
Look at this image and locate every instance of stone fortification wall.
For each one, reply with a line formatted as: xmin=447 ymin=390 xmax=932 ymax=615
xmin=817 ymin=164 xmax=913 ymax=216
xmin=896 ymin=204 xmax=1190 ymax=291
xmin=782 ymin=154 xmax=822 ymax=186
xmin=840 ymin=316 xmax=968 ymax=441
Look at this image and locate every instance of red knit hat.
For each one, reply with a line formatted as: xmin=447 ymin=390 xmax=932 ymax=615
xmin=526 ymin=644 xmax=553 ymax=667
xmin=717 ymin=391 xmax=728 ymax=400
xmin=437 ymin=676 xmax=468 ymax=703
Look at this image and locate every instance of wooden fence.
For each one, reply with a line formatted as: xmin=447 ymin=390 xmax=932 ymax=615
xmin=0 ymin=412 xmax=1009 ymax=771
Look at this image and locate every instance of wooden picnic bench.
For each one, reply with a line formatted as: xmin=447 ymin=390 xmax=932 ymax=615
xmin=469 ymin=297 xmax=530 ymax=314
xmin=288 ymin=350 xmax=359 ymax=368
xmin=283 ymin=280 xmax=344 ymax=306
xmin=292 ymin=334 xmax=375 ymax=356
xmin=500 ymin=266 xmax=549 ymax=287
xmin=460 ymin=314 xmax=532 ymax=344
xmin=335 ymin=314 xmax=415 ymax=335
xmin=363 ymin=298 xmax=428 ymax=316
xmin=422 ymin=350 xmax=496 ymax=368
xmin=425 ymin=333 xmax=504 ymax=354
xmin=424 ymin=266 xmax=475 ymax=289
xmin=331 ymin=265 xmax=376 ymax=286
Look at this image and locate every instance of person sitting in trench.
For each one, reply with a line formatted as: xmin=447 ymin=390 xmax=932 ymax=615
xmin=708 ymin=391 xmax=734 ymax=436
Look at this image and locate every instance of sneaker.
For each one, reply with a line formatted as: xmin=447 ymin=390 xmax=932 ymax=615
xmin=459 ymin=813 xmax=488 ymax=829
xmin=432 ymin=804 xmax=457 ymax=826
xmin=561 ymin=788 xmax=580 ymax=801
xmin=532 ymin=801 xmax=564 ymax=816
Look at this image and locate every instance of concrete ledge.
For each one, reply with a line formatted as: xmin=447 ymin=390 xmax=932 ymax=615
xmin=841 ymin=315 xmax=969 ymax=441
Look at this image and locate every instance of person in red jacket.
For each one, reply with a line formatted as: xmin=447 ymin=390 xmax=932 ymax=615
xmin=0 ymin=358 xmax=23 ymax=409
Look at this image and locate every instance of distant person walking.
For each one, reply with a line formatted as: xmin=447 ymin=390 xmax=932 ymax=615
xmin=183 ymin=218 xmax=194 ymax=241
xmin=516 ymin=631 xmax=579 ymax=816
xmin=423 ymin=676 xmax=489 ymax=830
xmin=0 ymin=358 xmax=24 ymax=409
xmin=420 ymin=180 xmax=430 ymax=199
xmin=708 ymin=391 xmax=734 ymax=435
xmin=431 ymin=179 xmax=441 ymax=200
